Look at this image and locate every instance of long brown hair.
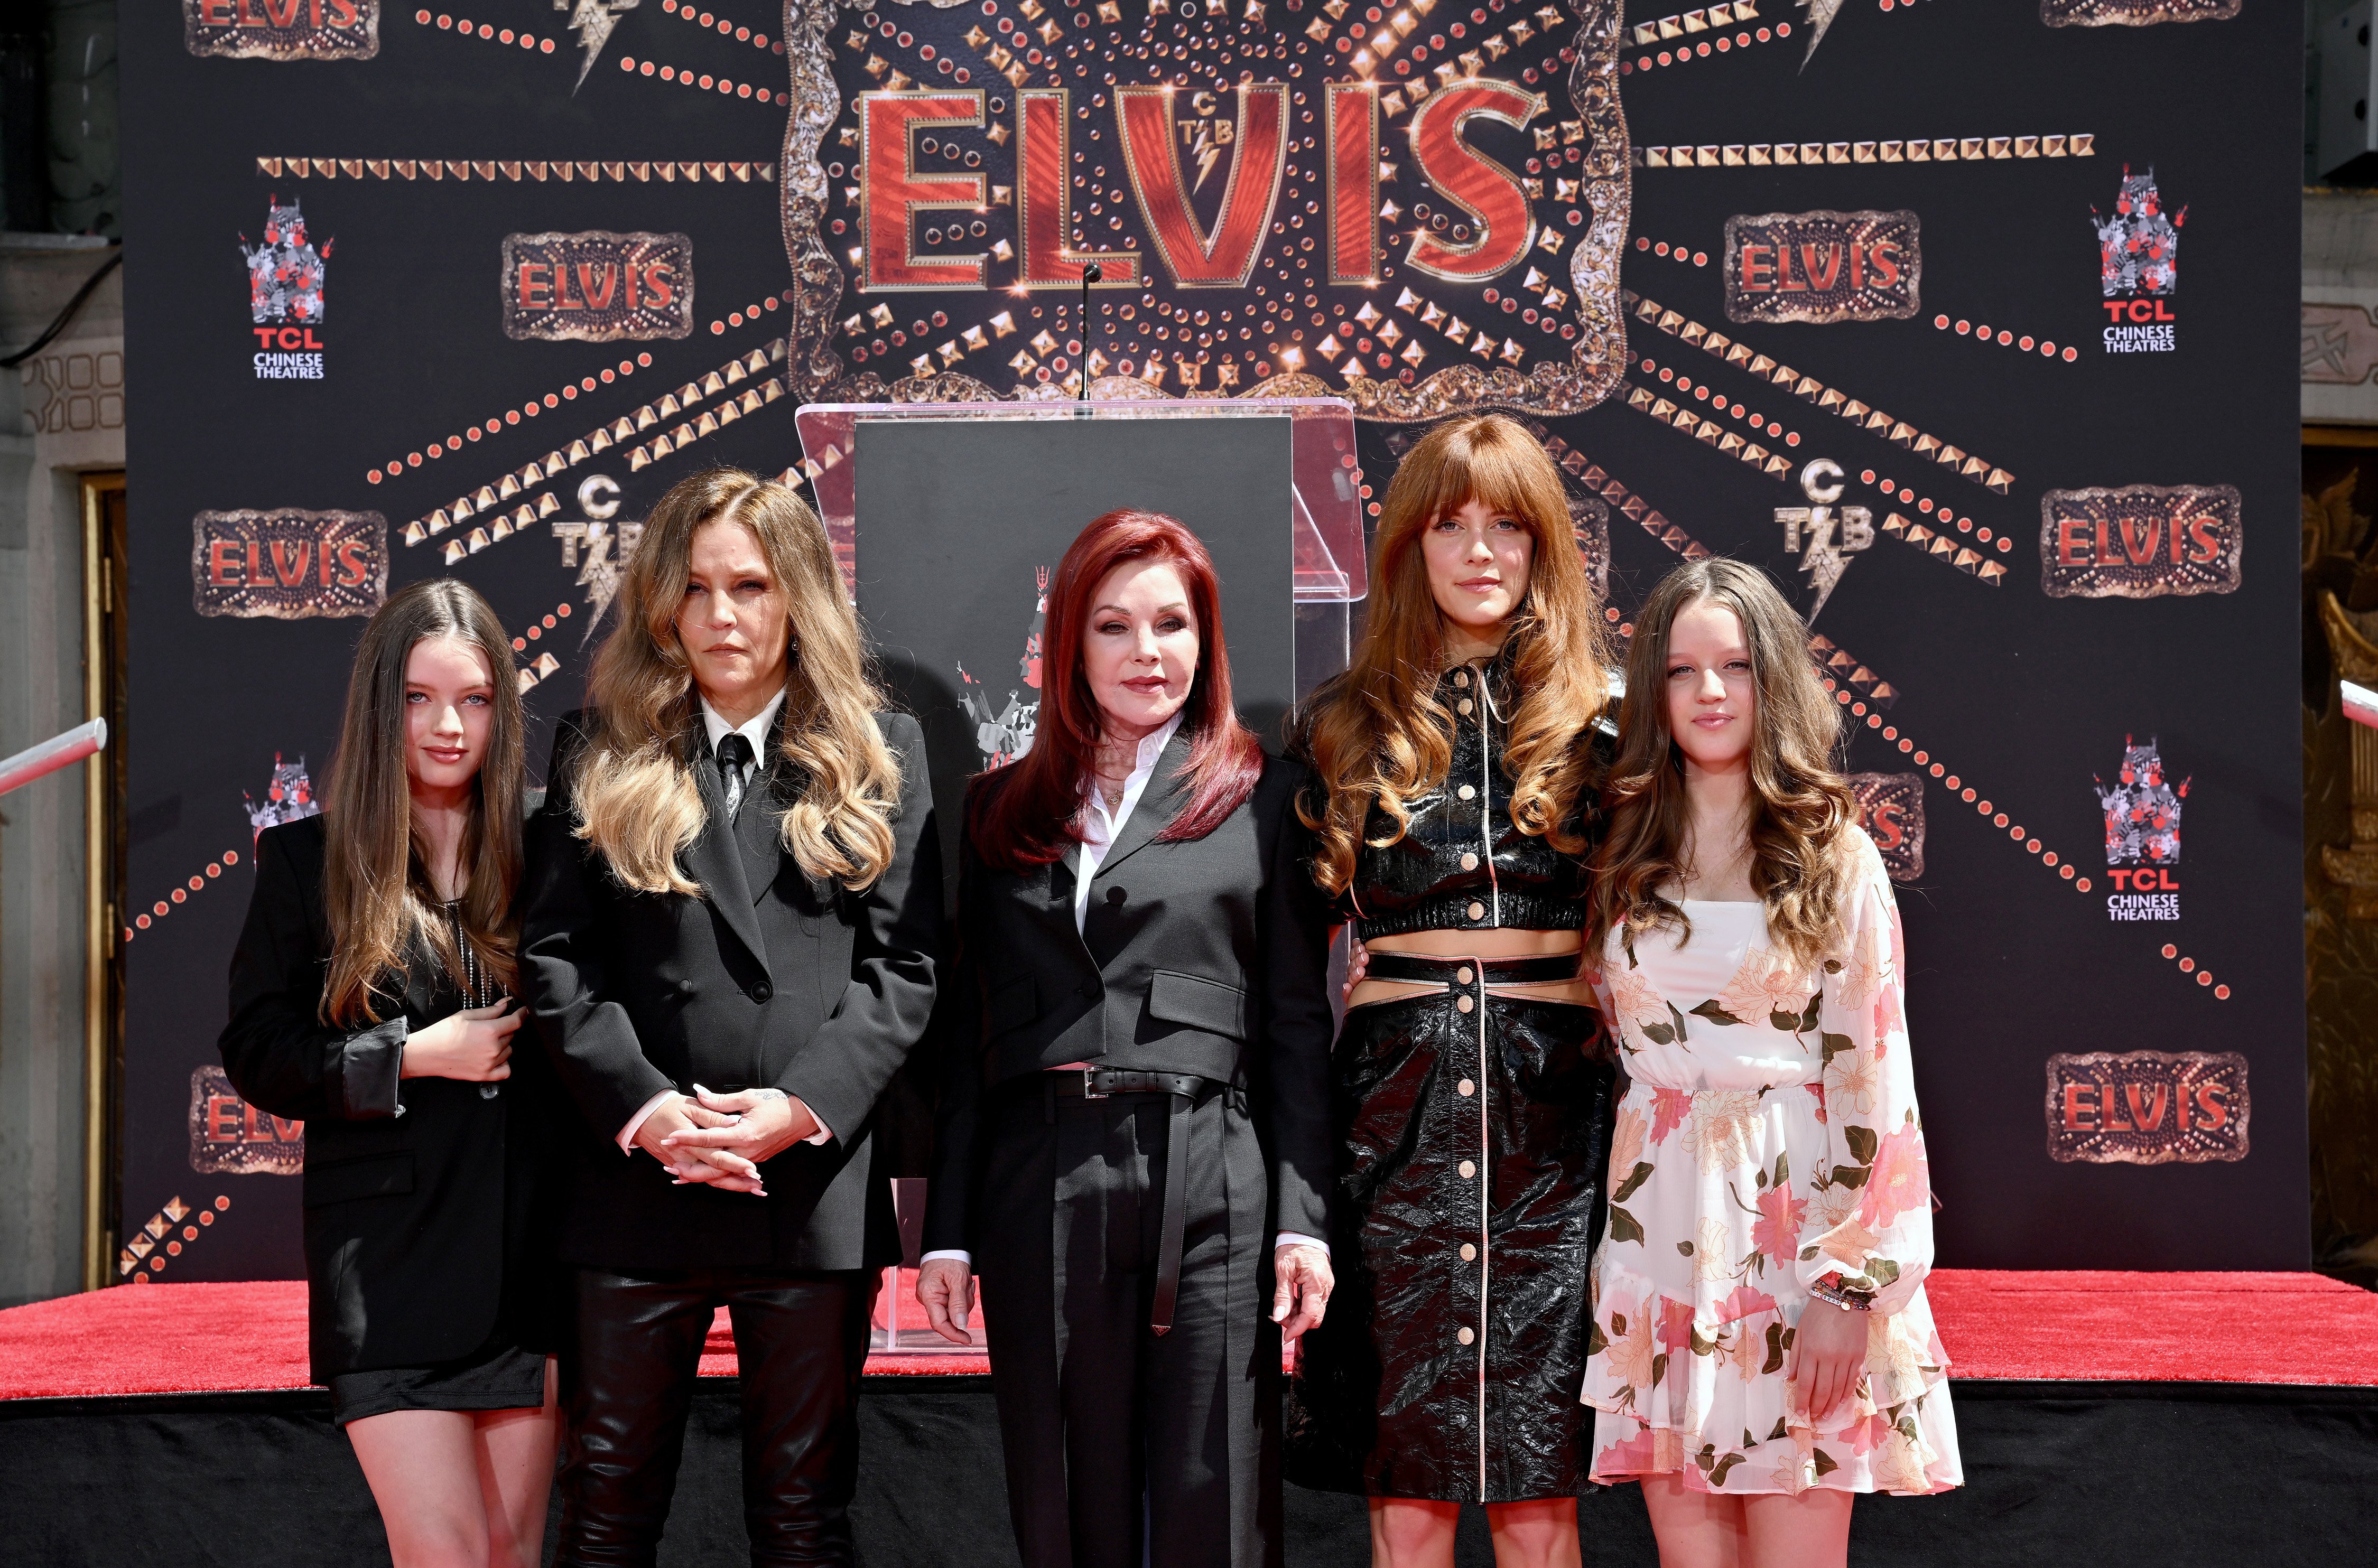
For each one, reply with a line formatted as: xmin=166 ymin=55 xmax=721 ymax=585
xmin=969 ymin=508 xmax=1264 ymax=869
xmin=572 ymin=468 xmax=902 ymax=896
xmin=1295 ymin=413 xmax=1611 ymax=895
xmin=321 ymin=578 xmax=525 ymax=1026
xmin=1586 ymin=558 xmax=1859 ymax=973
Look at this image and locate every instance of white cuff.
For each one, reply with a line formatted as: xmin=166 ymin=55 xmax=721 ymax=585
xmin=797 ymin=1100 xmax=832 ymax=1145
xmin=618 ymin=1088 xmax=680 ymax=1153
xmin=1275 ymin=1232 xmax=1329 ymax=1255
xmin=920 ymin=1249 xmax=972 ymax=1266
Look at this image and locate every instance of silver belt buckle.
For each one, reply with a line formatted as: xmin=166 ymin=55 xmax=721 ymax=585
xmin=1081 ymin=1068 xmax=1107 ymax=1100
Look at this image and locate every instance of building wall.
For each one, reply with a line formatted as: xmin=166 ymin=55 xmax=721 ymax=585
xmin=0 ymin=240 xmax=120 ymax=1306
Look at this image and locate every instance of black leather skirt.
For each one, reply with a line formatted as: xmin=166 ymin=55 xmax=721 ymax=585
xmin=1284 ymin=952 xmax=1615 ymax=1502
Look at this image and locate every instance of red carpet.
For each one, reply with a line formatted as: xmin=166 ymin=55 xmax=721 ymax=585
xmin=2 ymin=1269 xmax=2370 ymax=1402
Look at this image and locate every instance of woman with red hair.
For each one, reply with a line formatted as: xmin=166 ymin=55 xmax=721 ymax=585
xmin=915 ymin=508 xmax=1337 ymax=1568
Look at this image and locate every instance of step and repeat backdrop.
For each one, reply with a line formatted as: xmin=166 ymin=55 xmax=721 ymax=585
xmin=117 ymin=0 xmax=2300 ymax=1282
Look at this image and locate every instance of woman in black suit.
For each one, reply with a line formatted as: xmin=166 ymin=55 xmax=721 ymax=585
xmin=519 ymin=468 xmax=941 ymax=1565
xmin=220 ymin=577 xmax=558 ymax=1568
xmin=915 ymin=508 xmax=1337 ymax=1568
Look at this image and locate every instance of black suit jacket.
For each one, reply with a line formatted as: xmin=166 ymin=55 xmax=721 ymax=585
xmin=923 ymin=739 xmax=1336 ymax=1254
xmin=218 ymin=814 xmax=561 ymax=1382
xmin=520 ymin=707 xmax=942 ymax=1273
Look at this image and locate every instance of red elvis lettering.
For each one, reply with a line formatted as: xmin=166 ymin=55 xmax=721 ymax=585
xmin=515 ymin=260 xmax=676 ymax=312
xmin=2054 ymin=514 xmax=2225 ymax=567
xmin=1737 ymin=240 xmax=1905 ymax=294
xmin=206 ymin=534 xmax=375 ymax=587
xmin=2058 ymin=1078 xmax=2229 ymax=1133
xmin=200 ymin=0 xmax=364 ymax=26
xmin=204 ymin=1094 xmax=303 ymax=1143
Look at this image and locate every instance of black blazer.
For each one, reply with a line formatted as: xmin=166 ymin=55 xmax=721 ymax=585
xmin=520 ymin=707 xmax=942 ymax=1273
xmin=923 ymin=739 xmax=1336 ymax=1255
xmin=218 ymin=813 xmax=559 ymax=1383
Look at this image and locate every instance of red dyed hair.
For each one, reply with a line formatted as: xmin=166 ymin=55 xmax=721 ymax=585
xmin=968 ymin=509 xmax=1265 ymax=870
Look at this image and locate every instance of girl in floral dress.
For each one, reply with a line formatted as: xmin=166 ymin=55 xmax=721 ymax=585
xmin=1580 ymin=560 xmax=1959 ymax=1564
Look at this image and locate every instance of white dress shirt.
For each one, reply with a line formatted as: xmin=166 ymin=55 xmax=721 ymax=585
xmin=617 ymin=685 xmax=833 ymax=1154
xmin=923 ymin=712 xmax=1325 ymax=1267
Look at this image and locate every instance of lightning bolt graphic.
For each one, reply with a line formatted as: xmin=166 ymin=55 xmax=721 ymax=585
xmin=1798 ymin=0 xmax=1843 ymax=67
xmin=1193 ymin=136 xmax=1224 ymax=192
xmin=556 ymin=0 xmax=641 ymax=93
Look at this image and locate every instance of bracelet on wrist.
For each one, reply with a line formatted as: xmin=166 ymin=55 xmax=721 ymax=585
xmin=1808 ymin=1279 xmax=1874 ymax=1313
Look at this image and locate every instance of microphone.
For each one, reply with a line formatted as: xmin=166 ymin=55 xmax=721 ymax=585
xmin=1078 ymin=260 xmax=1101 ymax=402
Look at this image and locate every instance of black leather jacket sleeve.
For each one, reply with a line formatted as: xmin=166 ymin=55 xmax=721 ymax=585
xmin=1261 ymin=770 xmax=1337 ymax=1243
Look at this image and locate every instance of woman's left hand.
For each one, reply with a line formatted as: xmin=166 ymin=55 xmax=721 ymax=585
xmin=1272 ymin=1243 xmax=1334 ymax=1342
xmin=661 ymin=1084 xmax=819 ymax=1172
xmin=1788 ymin=1296 xmax=1870 ymax=1426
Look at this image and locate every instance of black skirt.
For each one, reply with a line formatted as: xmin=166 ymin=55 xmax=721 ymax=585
xmin=328 ymin=1333 xmax=550 ymax=1426
xmin=1284 ymin=953 xmax=1615 ymax=1502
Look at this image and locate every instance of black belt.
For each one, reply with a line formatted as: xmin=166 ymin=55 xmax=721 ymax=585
xmin=1046 ymin=1068 xmax=1214 ymax=1337
xmin=1364 ymin=950 xmax=1581 ymax=986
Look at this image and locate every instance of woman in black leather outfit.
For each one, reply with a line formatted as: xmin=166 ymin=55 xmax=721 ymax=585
xmin=1286 ymin=415 xmax=1619 ymax=1567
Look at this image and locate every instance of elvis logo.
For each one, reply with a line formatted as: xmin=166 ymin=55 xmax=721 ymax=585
xmin=2041 ymin=0 xmax=2237 ymax=26
xmin=2045 ymin=1052 xmax=2246 ymax=1165
xmin=1723 ymin=210 xmax=1918 ymax=326
xmin=958 ymin=566 xmax=1048 ymax=768
xmin=502 ymin=232 xmax=694 ymax=342
xmin=242 ymin=195 xmax=331 ymax=380
xmin=185 ymin=0 xmax=377 ymax=60
xmin=192 ymin=509 xmax=387 ymax=619
xmin=1847 ymin=773 xmax=1925 ymax=882
xmin=2039 ymin=484 xmax=2240 ymax=599
xmin=2094 ymin=166 xmax=2185 ymax=354
xmin=189 ymin=1066 xmax=303 ymax=1175
xmin=2094 ymin=735 xmax=2188 ymax=922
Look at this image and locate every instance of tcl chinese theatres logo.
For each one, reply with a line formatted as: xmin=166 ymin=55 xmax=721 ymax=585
xmin=2045 ymin=1051 xmax=2245 ymax=1164
xmin=2094 ymin=165 xmax=2185 ymax=354
xmin=2094 ymin=734 xmax=2188 ymax=922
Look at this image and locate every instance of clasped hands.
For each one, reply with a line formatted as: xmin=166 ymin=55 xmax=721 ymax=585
xmin=630 ymin=1084 xmax=819 ymax=1197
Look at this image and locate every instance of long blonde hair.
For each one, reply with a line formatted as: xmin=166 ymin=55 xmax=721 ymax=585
xmin=572 ymin=469 xmax=902 ymax=896
xmin=321 ymin=579 xmax=525 ymax=1026
xmin=1586 ymin=559 xmax=1859 ymax=973
xmin=1295 ymin=413 xmax=1612 ymax=894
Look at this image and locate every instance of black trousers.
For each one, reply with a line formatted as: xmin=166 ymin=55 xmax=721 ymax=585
xmin=974 ymin=1078 xmax=1282 ymax=1568
xmin=556 ymin=1266 xmax=876 ymax=1567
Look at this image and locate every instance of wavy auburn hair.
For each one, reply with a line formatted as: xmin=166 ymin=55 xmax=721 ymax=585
xmin=1586 ymin=558 xmax=1860 ymax=973
xmin=1294 ymin=413 xmax=1611 ymax=896
xmin=572 ymin=468 xmax=902 ymax=896
xmin=968 ymin=509 xmax=1264 ymax=870
xmin=321 ymin=578 xmax=525 ymax=1026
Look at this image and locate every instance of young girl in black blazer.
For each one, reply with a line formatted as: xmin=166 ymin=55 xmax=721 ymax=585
xmin=220 ymin=578 xmax=558 ymax=1568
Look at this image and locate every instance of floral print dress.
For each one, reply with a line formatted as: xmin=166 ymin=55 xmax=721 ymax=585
xmin=1580 ymin=830 xmax=1960 ymax=1497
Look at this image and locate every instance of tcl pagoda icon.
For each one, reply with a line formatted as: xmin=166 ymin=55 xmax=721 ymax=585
xmin=241 ymin=195 xmax=332 ymax=379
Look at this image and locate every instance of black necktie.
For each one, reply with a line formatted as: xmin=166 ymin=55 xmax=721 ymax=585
xmin=715 ymin=732 xmax=754 ymax=822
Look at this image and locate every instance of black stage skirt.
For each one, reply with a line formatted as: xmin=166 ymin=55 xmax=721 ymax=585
xmin=1284 ymin=952 xmax=1615 ymax=1503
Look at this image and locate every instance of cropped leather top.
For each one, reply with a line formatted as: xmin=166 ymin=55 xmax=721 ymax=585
xmin=1324 ymin=654 xmax=1607 ymax=940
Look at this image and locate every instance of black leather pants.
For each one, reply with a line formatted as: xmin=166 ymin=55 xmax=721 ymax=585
xmin=556 ymin=1266 xmax=876 ymax=1566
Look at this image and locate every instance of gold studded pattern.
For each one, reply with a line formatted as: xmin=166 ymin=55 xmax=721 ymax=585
xmin=1625 ymin=292 xmax=2015 ymax=494
xmin=1634 ymin=133 xmax=2091 ymax=168
xmin=256 ymin=155 xmax=778 ymax=182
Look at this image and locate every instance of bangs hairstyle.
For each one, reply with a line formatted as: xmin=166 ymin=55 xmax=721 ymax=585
xmin=321 ymin=578 xmax=526 ymax=1027
xmin=572 ymin=468 xmax=902 ymax=896
xmin=1294 ymin=413 xmax=1611 ymax=895
xmin=968 ymin=508 xmax=1264 ymax=870
xmin=1586 ymin=558 xmax=1860 ymax=973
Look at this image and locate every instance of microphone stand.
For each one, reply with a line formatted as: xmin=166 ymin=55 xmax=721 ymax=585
xmin=1076 ymin=260 xmax=1101 ymax=412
